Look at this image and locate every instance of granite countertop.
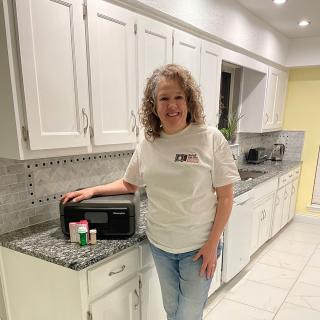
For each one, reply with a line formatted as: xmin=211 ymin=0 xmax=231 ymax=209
xmin=0 ymin=160 xmax=301 ymax=271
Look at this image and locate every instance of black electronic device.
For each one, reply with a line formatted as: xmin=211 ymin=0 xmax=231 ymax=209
xmin=60 ymin=192 xmax=140 ymax=239
xmin=246 ymin=147 xmax=268 ymax=164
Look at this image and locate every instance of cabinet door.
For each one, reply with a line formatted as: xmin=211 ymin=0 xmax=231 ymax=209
xmin=173 ymin=29 xmax=201 ymax=84
xmin=199 ymin=40 xmax=222 ymax=127
xmin=90 ymin=276 xmax=140 ymax=320
xmin=87 ymin=0 xmax=137 ymax=145
xmin=288 ymin=179 xmax=299 ymax=221
xmin=140 ymin=267 xmax=166 ymax=320
xmin=251 ymin=205 xmax=261 ymax=255
xmin=258 ymin=193 xmax=275 ymax=246
xmin=263 ymin=67 xmax=280 ymax=130
xmin=281 ymin=184 xmax=291 ymax=228
xmin=15 ymin=0 xmax=90 ymax=150
xmin=271 ymin=187 xmax=285 ymax=237
xmin=137 ymin=16 xmax=173 ymax=105
xmin=273 ymin=70 xmax=288 ymax=130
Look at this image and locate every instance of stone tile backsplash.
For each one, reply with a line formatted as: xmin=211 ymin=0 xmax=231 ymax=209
xmin=237 ymin=130 xmax=305 ymax=163
xmin=0 ymin=151 xmax=133 ymax=235
xmin=0 ymin=130 xmax=305 ymax=235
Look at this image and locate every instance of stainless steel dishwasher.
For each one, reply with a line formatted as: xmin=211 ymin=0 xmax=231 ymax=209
xmin=221 ymin=190 xmax=253 ymax=283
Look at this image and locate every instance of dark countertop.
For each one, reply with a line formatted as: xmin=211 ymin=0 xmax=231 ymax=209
xmin=0 ymin=160 xmax=301 ymax=271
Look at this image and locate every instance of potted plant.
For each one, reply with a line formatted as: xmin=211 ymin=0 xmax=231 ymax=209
xmin=219 ymin=111 xmax=243 ymax=144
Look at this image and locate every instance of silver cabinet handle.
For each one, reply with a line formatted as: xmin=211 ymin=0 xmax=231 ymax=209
xmin=109 ymin=265 xmax=126 ymax=276
xmin=131 ymin=110 xmax=136 ymax=133
xmin=284 ymin=191 xmax=288 ymax=199
xmin=292 ymin=186 xmax=295 ymax=194
xmin=275 ymin=113 xmax=279 ymax=121
xmin=265 ymin=113 xmax=269 ymax=124
xmin=82 ymin=108 xmax=89 ymax=134
xmin=275 ymin=196 xmax=280 ymax=206
xmin=134 ymin=289 xmax=140 ymax=310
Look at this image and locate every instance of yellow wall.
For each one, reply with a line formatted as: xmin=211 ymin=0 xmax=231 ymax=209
xmin=283 ymin=67 xmax=320 ymax=213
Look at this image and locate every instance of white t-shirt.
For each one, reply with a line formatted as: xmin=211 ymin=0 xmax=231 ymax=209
xmin=123 ymin=124 xmax=240 ymax=253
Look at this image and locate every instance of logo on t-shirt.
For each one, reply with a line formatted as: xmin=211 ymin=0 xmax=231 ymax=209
xmin=174 ymin=153 xmax=199 ymax=163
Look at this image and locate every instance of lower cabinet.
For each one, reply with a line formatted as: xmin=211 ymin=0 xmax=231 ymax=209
xmin=90 ymin=276 xmax=140 ymax=320
xmin=140 ymin=266 xmax=166 ymax=320
xmin=250 ymin=178 xmax=277 ymax=255
xmin=272 ymin=166 xmax=301 ymax=235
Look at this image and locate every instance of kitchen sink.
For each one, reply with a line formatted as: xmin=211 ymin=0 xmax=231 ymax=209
xmin=238 ymin=169 xmax=267 ymax=181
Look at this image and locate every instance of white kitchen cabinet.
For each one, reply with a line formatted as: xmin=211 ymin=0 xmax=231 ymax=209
xmin=173 ymin=29 xmax=201 ymax=84
xmin=0 ymin=0 xmax=93 ymax=159
xmin=14 ymin=0 xmax=91 ymax=151
xmin=90 ymin=275 xmax=140 ymax=320
xmin=137 ymin=16 xmax=173 ymax=105
xmin=250 ymin=178 xmax=277 ymax=255
xmin=271 ymin=186 xmax=285 ymax=237
xmin=239 ymin=66 xmax=288 ymax=133
xmin=288 ymin=178 xmax=299 ymax=221
xmin=263 ymin=67 xmax=280 ymax=130
xmin=199 ymin=40 xmax=222 ymax=127
xmin=140 ymin=266 xmax=166 ymax=320
xmin=87 ymin=0 xmax=137 ymax=146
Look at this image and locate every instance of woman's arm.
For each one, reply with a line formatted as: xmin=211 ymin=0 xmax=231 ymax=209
xmin=193 ymin=183 xmax=234 ymax=278
xmin=61 ymin=178 xmax=138 ymax=204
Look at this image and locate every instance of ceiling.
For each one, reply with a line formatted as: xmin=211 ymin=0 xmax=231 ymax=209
xmin=236 ymin=0 xmax=320 ymax=39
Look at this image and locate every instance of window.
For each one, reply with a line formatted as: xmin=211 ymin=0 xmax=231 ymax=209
xmin=218 ymin=62 xmax=241 ymax=130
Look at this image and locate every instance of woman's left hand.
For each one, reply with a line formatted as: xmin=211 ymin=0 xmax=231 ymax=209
xmin=193 ymin=241 xmax=218 ymax=279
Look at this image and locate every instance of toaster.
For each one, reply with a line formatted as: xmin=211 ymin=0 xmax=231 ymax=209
xmin=246 ymin=147 xmax=267 ymax=164
xmin=60 ymin=192 xmax=140 ymax=239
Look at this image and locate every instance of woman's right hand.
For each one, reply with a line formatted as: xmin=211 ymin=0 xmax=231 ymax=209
xmin=61 ymin=187 xmax=95 ymax=204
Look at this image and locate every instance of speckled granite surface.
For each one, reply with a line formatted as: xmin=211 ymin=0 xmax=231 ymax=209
xmin=0 ymin=161 xmax=301 ymax=271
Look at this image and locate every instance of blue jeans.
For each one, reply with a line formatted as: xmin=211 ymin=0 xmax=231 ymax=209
xmin=149 ymin=241 xmax=223 ymax=320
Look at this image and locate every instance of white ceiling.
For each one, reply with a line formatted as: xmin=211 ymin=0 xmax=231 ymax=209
xmin=236 ymin=0 xmax=320 ymax=39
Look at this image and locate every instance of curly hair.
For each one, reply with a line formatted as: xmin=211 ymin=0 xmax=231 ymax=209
xmin=139 ymin=64 xmax=205 ymax=141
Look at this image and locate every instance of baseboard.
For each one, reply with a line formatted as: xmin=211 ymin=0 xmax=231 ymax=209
xmin=307 ymin=204 xmax=320 ymax=213
xmin=294 ymin=211 xmax=320 ymax=224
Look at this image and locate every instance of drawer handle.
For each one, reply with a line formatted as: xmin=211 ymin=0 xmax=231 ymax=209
xmin=134 ymin=289 xmax=140 ymax=310
xmin=109 ymin=265 xmax=126 ymax=276
xmin=289 ymin=174 xmax=293 ymax=178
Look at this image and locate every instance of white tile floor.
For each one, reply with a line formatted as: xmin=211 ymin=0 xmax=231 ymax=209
xmin=204 ymin=215 xmax=320 ymax=320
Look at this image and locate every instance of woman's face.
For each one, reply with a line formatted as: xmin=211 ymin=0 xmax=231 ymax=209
xmin=156 ymin=79 xmax=188 ymax=134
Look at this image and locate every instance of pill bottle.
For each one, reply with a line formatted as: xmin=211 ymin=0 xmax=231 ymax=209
xmin=69 ymin=222 xmax=79 ymax=243
xmin=79 ymin=220 xmax=89 ymax=242
xmin=78 ymin=226 xmax=87 ymax=246
xmin=90 ymin=229 xmax=97 ymax=245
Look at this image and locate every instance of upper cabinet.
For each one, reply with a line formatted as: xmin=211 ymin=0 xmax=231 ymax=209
xmin=238 ymin=66 xmax=288 ymax=133
xmin=136 ymin=16 xmax=173 ymax=105
xmin=173 ymin=29 xmax=201 ymax=84
xmin=173 ymin=30 xmax=222 ymax=127
xmin=199 ymin=41 xmax=222 ymax=127
xmin=87 ymin=0 xmax=137 ymax=146
xmin=13 ymin=0 xmax=91 ymax=151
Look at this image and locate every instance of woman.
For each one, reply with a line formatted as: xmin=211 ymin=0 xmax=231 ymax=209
xmin=62 ymin=64 xmax=240 ymax=320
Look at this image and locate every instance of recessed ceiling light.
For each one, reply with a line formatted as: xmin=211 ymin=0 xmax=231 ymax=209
xmin=298 ymin=20 xmax=311 ymax=27
xmin=272 ymin=0 xmax=287 ymax=4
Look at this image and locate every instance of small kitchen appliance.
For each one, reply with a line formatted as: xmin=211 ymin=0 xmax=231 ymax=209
xmin=60 ymin=192 xmax=140 ymax=239
xmin=271 ymin=143 xmax=285 ymax=161
xmin=246 ymin=147 xmax=268 ymax=164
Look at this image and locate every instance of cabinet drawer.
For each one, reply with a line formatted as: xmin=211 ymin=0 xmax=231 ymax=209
xmin=293 ymin=167 xmax=301 ymax=180
xmin=88 ymin=247 xmax=139 ymax=297
xmin=278 ymin=172 xmax=290 ymax=188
